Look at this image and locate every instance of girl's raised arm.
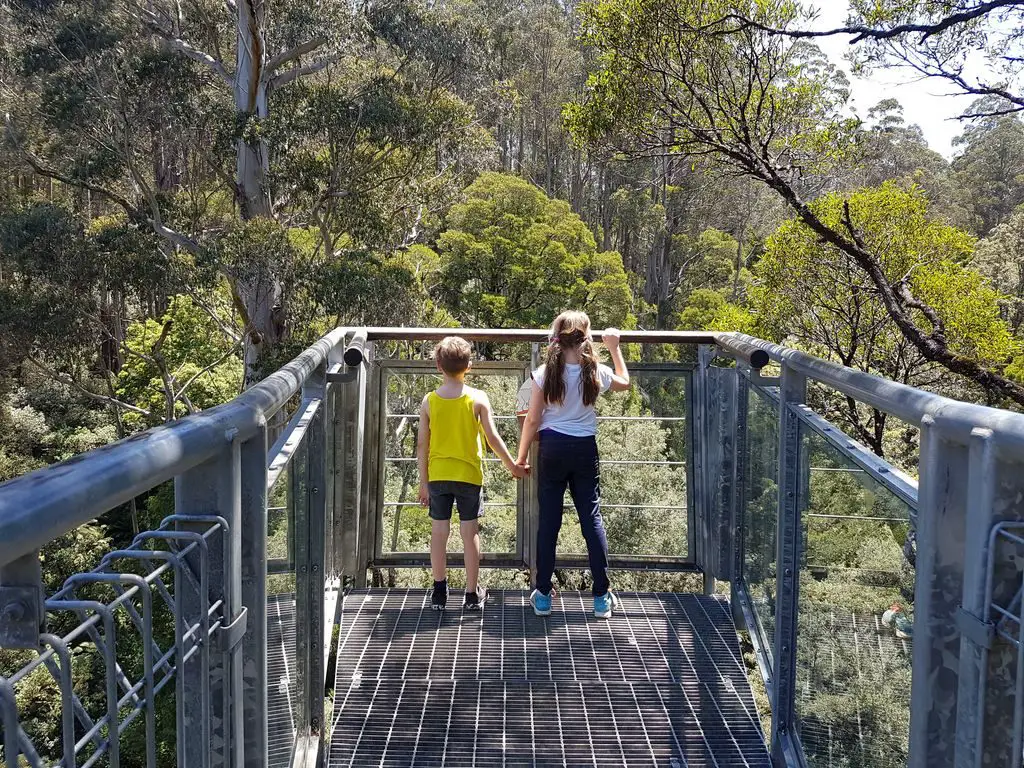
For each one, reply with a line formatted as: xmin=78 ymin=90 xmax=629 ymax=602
xmin=603 ymin=328 xmax=631 ymax=391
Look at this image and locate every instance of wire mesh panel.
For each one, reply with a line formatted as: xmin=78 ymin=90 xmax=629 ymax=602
xmin=743 ymin=385 xmax=780 ymax=662
xmin=795 ymin=424 xmax=915 ymax=768
xmin=583 ymin=369 xmax=691 ymax=564
xmin=327 ymin=589 xmax=770 ymax=767
xmin=267 ymin=456 xmax=299 ymax=767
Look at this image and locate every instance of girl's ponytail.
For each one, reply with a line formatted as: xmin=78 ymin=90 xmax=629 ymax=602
xmin=543 ymin=338 xmax=567 ymax=405
xmin=577 ymin=337 xmax=600 ymax=407
xmin=542 ymin=310 xmax=600 ymax=406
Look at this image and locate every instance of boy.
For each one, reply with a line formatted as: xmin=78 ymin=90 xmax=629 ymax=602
xmin=417 ymin=336 xmax=527 ymax=611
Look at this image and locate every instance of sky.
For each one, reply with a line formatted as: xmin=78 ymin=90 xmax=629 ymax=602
xmin=808 ymin=0 xmax=978 ymax=158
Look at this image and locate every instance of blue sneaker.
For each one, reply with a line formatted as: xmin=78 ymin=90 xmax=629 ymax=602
xmin=594 ymin=591 xmax=617 ymax=619
xmin=530 ymin=589 xmax=552 ymax=617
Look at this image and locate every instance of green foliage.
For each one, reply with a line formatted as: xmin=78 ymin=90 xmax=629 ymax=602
xmin=433 ymin=172 xmax=634 ymax=328
xmin=753 ymin=183 xmax=1013 ymax=371
xmin=952 ymin=113 xmax=1024 ymax=235
xmin=116 ymin=295 xmax=242 ymax=427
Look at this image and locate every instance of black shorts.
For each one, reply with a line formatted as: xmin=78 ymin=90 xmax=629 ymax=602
xmin=428 ymin=481 xmax=484 ymax=522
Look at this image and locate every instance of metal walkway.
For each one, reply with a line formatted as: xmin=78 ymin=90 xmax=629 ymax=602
xmin=327 ymin=589 xmax=770 ymax=767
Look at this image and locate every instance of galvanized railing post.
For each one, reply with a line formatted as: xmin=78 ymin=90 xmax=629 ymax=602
xmin=770 ymin=361 xmax=806 ymax=764
xmin=0 ymin=551 xmax=44 ymax=650
xmin=296 ymin=360 xmax=327 ymax=759
xmin=359 ymin=344 xmax=380 ymax=585
xmin=239 ymin=419 xmax=269 ymax=768
xmin=915 ymin=419 xmax=1024 ymax=767
xmin=336 ymin=353 xmax=367 ymax=584
xmin=693 ymin=346 xmax=710 ymax=593
xmin=730 ymin=369 xmax=750 ymax=628
xmin=175 ymin=436 xmax=245 ymax=767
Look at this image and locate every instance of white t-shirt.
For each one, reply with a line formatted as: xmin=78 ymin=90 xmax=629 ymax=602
xmin=531 ymin=363 xmax=614 ymax=437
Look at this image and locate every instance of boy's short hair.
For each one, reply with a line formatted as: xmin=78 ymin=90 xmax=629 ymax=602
xmin=435 ymin=336 xmax=473 ymax=375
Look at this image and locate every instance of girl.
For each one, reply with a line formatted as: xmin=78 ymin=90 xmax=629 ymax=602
xmin=516 ymin=310 xmax=631 ymax=618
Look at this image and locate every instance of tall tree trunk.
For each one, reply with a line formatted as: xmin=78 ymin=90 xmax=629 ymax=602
xmin=234 ymin=0 xmax=282 ymax=386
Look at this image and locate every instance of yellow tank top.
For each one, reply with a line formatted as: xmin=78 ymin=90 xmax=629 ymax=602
xmin=427 ymin=390 xmax=485 ymax=485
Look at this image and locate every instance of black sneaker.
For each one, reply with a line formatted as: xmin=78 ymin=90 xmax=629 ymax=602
xmin=464 ymin=585 xmax=487 ymax=611
xmin=432 ymin=580 xmax=448 ymax=612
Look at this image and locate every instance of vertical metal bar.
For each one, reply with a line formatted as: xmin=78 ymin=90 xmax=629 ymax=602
xmin=355 ymin=346 xmax=378 ymax=584
xmin=525 ymin=345 xmax=541 ymax=581
xmin=301 ymin=363 xmax=327 ymax=752
xmin=696 ymin=345 xmax=714 ymax=593
xmin=332 ymin=373 xmax=347 ymax=579
xmin=373 ymin=361 xmax=388 ymax=564
xmin=730 ymin=369 xmax=750 ymax=628
xmin=240 ymin=421 xmax=268 ymax=768
xmin=291 ymin=427 xmax=311 ymax=740
xmin=176 ymin=442 xmax=239 ymax=768
xmin=337 ymin=359 xmax=366 ymax=582
xmin=710 ymin=365 xmax=738 ymax=583
xmin=684 ymin=368 xmax=697 ymax=569
xmin=954 ymin=428 xmax=995 ymax=768
xmin=0 ymin=678 xmax=21 ymax=767
xmin=770 ymin=361 xmax=805 ymax=765
xmin=909 ymin=415 xmax=967 ymax=768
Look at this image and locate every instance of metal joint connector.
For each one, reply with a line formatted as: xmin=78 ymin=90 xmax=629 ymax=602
xmin=217 ymin=606 xmax=248 ymax=652
xmin=0 ymin=585 xmax=42 ymax=649
xmin=956 ymin=606 xmax=996 ymax=649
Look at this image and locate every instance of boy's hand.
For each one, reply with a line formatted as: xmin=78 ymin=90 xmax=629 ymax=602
xmin=418 ymin=483 xmax=430 ymax=507
xmin=603 ymin=328 xmax=621 ymax=351
xmin=510 ymin=461 xmax=530 ymax=479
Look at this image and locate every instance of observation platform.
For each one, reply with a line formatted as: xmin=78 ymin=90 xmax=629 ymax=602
xmin=327 ymin=589 xmax=769 ymax=767
xmin=4 ymin=326 xmax=1024 ymax=768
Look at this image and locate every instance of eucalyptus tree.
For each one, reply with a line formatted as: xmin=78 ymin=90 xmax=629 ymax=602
xmin=565 ymin=0 xmax=1024 ymax=407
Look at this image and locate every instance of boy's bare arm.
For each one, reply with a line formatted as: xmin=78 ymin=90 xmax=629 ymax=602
xmin=476 ymin=393 xmax=528 ymax=478
xmin=417 ymin=395 xmax=430 ymax=506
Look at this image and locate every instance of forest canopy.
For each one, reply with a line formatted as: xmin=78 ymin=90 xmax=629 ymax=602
xmin=4 ymin=0 xmax=1024 ymax=763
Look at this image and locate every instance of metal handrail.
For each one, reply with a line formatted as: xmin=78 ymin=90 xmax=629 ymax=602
xmin=0 ymin=328 xmax=346 ymax=567
xmin=717 ymin=332 xmax=1024 ymax=452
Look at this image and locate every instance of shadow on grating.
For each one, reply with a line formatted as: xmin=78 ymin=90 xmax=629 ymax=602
xmin=327 ymin=589 xmax=770 ymax=767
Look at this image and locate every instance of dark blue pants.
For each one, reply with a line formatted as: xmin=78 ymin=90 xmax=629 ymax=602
xmin=535 ymin=430 xmax=610 ymax=597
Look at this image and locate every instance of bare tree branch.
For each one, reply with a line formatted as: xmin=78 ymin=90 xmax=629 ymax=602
xmin=24 ymin=357 xmax=152 ymax=418
xmin=126 ymin=2 xmax=233 ymax=85
xmin=4 ymin=115 xmax=203 ymax=255
xmin=174 ymin=336 xmax=245 ymax=408
xmin=265 ymin=36 xmax=329 ymax=74
xmin=723 ymin=1 xmax=1024 ymax=45
xmin=268 ymin=54 xmax=341 ymax=93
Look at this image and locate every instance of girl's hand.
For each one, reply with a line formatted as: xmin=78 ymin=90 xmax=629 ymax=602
xmin=418 ymin=482 xmax=430 ymax=507
xmin=603 ymin=328 xmax=621 ymax=350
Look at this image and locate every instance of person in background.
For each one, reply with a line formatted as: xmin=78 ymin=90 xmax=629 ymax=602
xmin=418 ymin=336 xmax=528 ymax=611
xmin=516 ymin=311 xmax=631 ymax=618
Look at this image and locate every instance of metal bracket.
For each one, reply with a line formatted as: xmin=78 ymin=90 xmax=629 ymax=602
xmin=0 ymin=586 xmax=42 ymax=649
xmin=217 ymin=606 xmax=248 ymax=652
xmin=327 ymin=368 xmax=358 ymax=384
xmin=957 ymin=606 xmax=996 ymax=649
xmin=750 ymin=371 xmax=780 ymax=387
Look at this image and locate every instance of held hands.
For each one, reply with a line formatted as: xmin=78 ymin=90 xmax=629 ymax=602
xmin=508 ymin=459 xmax=530 ymax=479
xmin=603 ymin=327 xmax=621 ymax=351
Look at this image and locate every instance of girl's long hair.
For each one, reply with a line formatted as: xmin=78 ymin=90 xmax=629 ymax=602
xmin=542 ymin=310 xmax=600 ymax=406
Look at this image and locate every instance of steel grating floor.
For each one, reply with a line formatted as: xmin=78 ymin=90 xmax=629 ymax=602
xmin=327 ymin=589 xmax=770 ymax=767
xmin=268 ymin=593 xmax=298 ymax=767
